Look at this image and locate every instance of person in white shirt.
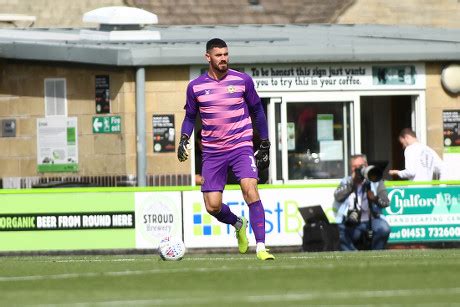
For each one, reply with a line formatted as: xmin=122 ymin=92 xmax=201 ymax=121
xmin=389 ymin=128 xmax=444 ymax=181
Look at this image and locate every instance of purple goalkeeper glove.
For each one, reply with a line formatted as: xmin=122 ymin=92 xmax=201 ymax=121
xmin=254 ymin=139 xmax=270 ymax=170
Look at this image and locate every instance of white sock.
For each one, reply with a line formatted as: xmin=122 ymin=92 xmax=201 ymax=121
xmin=256 ymin=242 xmax=266 ymax=253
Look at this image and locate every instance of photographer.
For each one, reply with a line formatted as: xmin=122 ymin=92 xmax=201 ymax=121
xmin=333 ymin=154 xmax=390 ymax=251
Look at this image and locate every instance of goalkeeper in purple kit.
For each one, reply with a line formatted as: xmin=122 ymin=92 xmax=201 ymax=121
xmin=178 ymin=38 xmax=274 ymax=260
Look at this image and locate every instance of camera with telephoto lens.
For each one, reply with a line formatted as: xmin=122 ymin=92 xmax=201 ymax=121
xmin=354 ymin=165 xmax=383 ymax=182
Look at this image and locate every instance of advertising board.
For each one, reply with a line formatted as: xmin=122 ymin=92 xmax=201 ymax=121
xmin=135 ymin=192 xmax=183 ymax=248
xmin=0 ymin=184 xmax=458 ymax=252
xmin=384 ymin=186 xmax=460 ymax=242
xmin=183 ymin=188 xmax=336 ymax=248
xmin=0 ymin=190 xmax=182 ymax=251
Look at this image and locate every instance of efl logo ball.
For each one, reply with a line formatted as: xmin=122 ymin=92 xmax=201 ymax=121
xmin=158 ymin=236 xmax=186 ymax=261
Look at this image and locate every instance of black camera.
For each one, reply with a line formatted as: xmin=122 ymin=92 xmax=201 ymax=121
xmin=354 ymin=165 xmax=383 ymax=182
xmin=345 ymin=208 xmax=361 ymax=226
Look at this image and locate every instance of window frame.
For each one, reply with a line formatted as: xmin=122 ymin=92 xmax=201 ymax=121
xmin=44 ymin=78 xmax=67 ymax=117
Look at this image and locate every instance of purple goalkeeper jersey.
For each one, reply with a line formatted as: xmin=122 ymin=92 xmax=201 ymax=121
xmin=182 ymin=69 xmax=268 ymax=153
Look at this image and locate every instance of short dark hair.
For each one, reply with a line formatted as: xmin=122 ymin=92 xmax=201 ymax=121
xmin=350 ymin=154 xmax=367 ymax=170
xmin=399 ymin=128 xmax=416 ymax=138
xmin=206 ymin=38 xmax=227 ymax=52
xmin=350 ymin=154 xmax=367 ymax=163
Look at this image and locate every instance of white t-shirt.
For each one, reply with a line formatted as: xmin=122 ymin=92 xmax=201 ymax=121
xmin=398 ymin=142 xmax=444 ymax=181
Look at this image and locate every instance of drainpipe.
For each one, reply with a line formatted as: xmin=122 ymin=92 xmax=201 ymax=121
xmin=135 ymin=67 xmax=146 ymax=186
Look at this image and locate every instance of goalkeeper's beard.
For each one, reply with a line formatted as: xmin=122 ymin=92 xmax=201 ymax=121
xmin=211 ymin=61 xmax=228 ymax=73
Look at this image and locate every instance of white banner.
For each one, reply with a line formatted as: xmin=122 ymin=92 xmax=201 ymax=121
xmin=183 ymin=188 xmax=336 ymax=248
xmin=243 ymin=63 xmax=425 ymax=91
xmin=135 ymin=192 xmax=183 ymax=249
xmin=442 ymin=153 xmax=460 ymax=180
xmin=386 ymin=213 xmax=460 ymax=226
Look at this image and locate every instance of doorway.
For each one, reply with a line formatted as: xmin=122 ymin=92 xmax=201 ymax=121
xmin=360 ymin=95 xmax=412 ymax=178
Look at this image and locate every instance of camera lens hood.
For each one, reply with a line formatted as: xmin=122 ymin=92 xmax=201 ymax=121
xmin=363 ymin=165 xmax=383 ymax=182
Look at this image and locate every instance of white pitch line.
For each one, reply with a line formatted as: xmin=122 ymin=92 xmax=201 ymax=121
xmin=45 ymin=256 xmax=256 ymax=263
xmin=0 ymin=264 xmax=333 ymax=282
xmin=45 ymin=258 xmax=138 ymax=263
xmin=12 ymin=251 xmax=458 ymax=264
xmin=33 ymin=287 xmax=460 ymax=307
xmin=1 ymin=255 xmax=459 ymax=282
xmin=9 ymin=250 xmax=460 ymax=263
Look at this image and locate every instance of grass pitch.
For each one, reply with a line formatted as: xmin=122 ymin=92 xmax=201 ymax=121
xmin=1 ymin=249 xmax=459 ymax=306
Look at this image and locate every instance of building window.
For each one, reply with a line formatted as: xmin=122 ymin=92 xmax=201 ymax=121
xmin=44 ymin=78 xmax=67 ymax=117
xmin=285 ymin=101 xmax=352 ymax=180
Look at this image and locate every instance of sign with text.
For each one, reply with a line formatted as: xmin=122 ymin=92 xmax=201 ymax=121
xmin=0 ymin=185 xmax=459 ymax=252
xmin=1 ymin=119 xmax=16 ymax=137
xmin=153 ymin=115 xmax=175 ymax=152
xmin=37 ymin=117 xmax=78 ymax=172
xmin=135 ymin=192 xmax=183 ymax=249
xmin=443 ymin=110 xmax=460 ymax=153
xmin=0 ymin=191 xmax=136 ymax=251
xmin=92 ymin=116 xmax=121 ymax=134
xmin=95 ymin=75 xmax=110 ymax=114
xmin=372 ymin=65 xmax=416 ymax=85
xmin=183 ymin=188 xmax=336 ymax=248
xmin=242 ymin=63 xmax=425 ymax=91
xmin=442 ymin=110 xmax=460 ymax=180
xmin=0 ymin=190 xmax=186 ymax=252
xmin=384 ymin=186 xmax=460 ymax=242
xmin=0 ymin=212 xmax=134 ymax=231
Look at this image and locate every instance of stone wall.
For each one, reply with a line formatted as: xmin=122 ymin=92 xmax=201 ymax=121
xmin=337 ymin=0 xmax=460 ymax=28
xmin=0 ymin=0 xmax=126 ymax=28
xmin=145 ymin=66 xmax=190 ymax=176
xmin=0 ymin=61 xmax=134 ymax=178
xmin=132 ymin=0 xmax=354 ymax=25
xmin=425 ymin=62 xmax=459 ymax=156
xmin=2 ymin=0 xmax=459 ymax=29
xmin=0 ymin=60 xmax=191 ymax=185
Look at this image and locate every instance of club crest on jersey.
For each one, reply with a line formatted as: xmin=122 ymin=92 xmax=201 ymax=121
xmin=227 ymin=85 xmax=235 ymax=93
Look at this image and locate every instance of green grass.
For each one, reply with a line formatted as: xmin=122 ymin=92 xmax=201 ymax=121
xmin=1 ymin=249 xmax=459 ymax=306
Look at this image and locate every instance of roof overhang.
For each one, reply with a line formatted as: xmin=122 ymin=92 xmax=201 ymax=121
xmin=0 ymin=24 xmax=459 ymax=66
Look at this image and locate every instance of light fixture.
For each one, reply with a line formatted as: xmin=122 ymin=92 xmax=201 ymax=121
xmin=441 ymin=64 xmax=460 ymax=94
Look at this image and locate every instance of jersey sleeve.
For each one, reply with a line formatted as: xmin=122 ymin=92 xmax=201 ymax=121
xmin=243 ymin=75 xmax=260 ymax=107
xmin=180 ymin=82 xmax=198 ymax=137
xmin=243 ymin=75 xmax=269 ymax=140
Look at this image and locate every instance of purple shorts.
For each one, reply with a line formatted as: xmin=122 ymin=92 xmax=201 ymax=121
xmin=201 ymin=146 xmax=258 ymax=192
